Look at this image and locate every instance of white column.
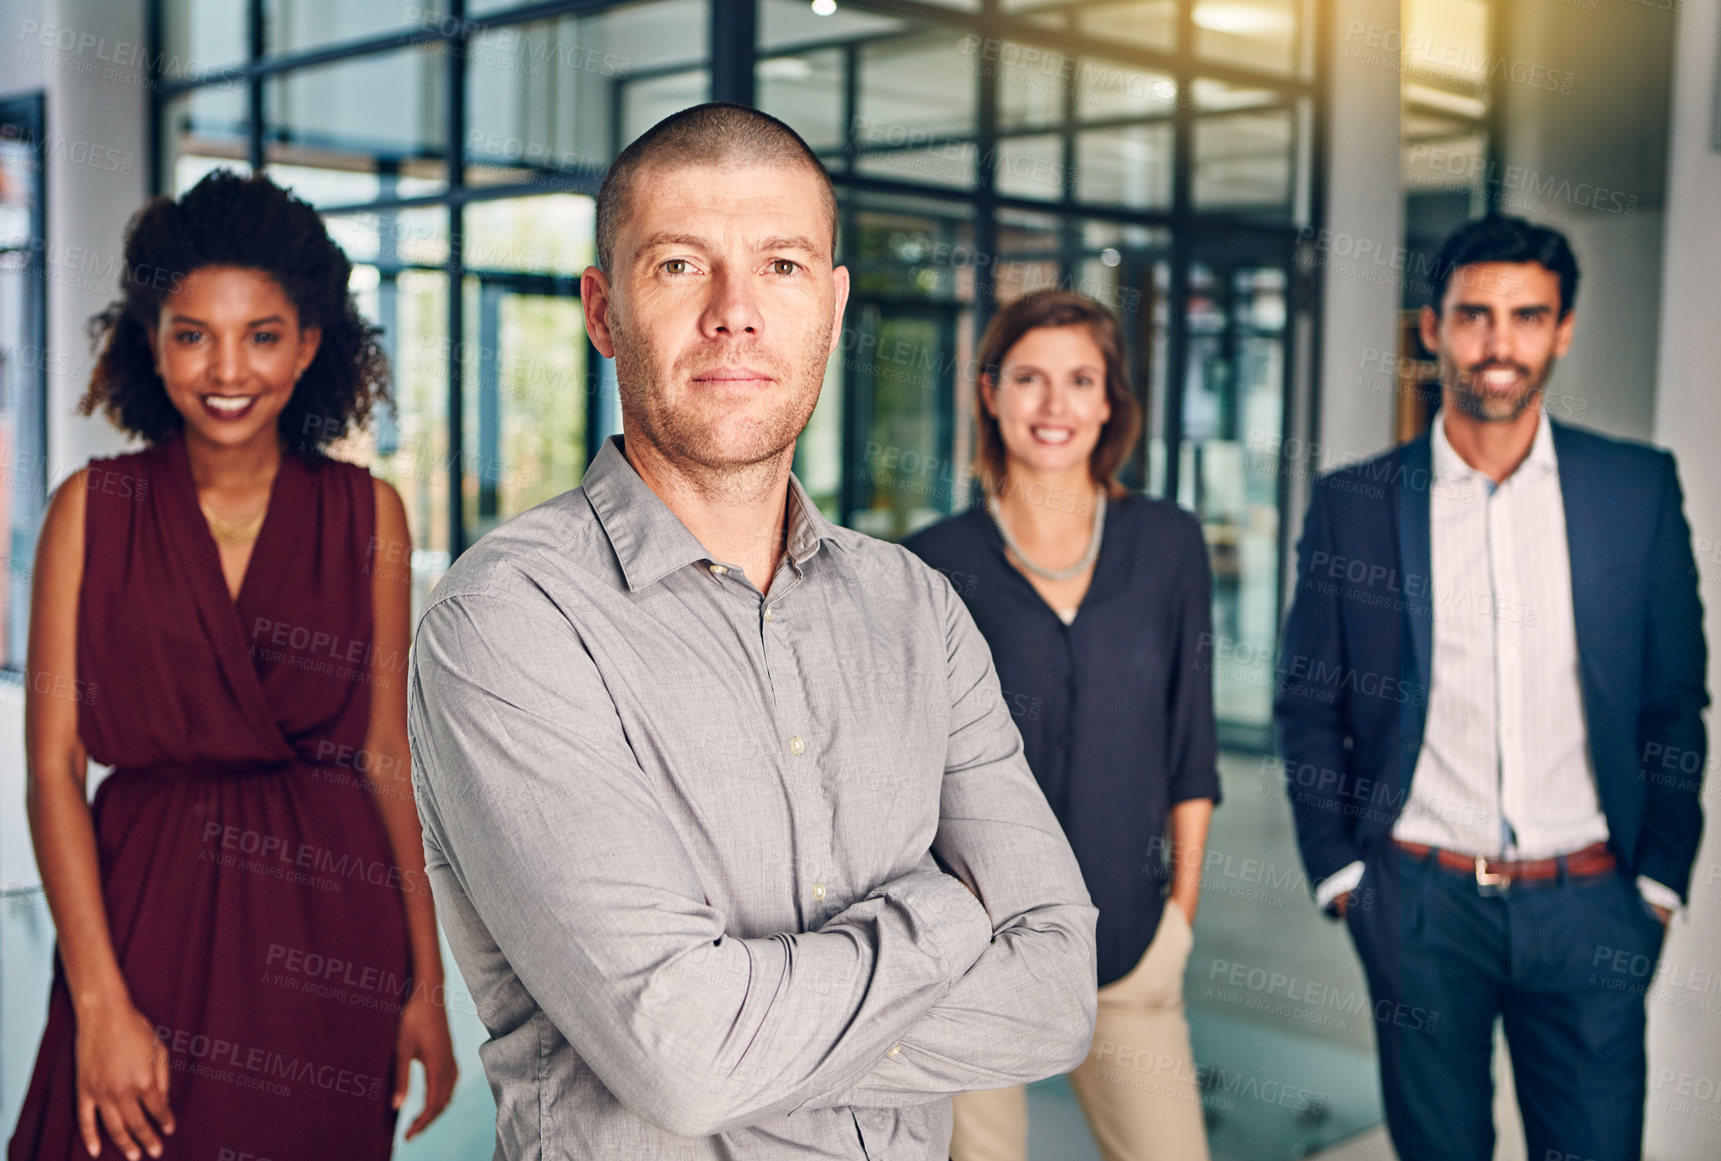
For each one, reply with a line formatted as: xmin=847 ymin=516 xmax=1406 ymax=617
xmin=1646 ymin=2 xmax=1721 ymax=1157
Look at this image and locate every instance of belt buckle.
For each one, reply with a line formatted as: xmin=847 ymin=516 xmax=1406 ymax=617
xmin=1475 ymin=854 xmax=1511 ymax=896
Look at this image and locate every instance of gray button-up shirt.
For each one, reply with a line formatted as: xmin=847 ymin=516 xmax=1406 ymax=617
xmin=408 ymin=435 xmax=1097 ymax=1160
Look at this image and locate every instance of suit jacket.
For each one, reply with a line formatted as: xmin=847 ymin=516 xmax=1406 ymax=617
xmin=1275 ymin=418 xmax=1710 ymax=900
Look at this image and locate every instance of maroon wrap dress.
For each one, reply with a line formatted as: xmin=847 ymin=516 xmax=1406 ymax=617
xmin=8 ymin=433 xmax=412 ymax=1160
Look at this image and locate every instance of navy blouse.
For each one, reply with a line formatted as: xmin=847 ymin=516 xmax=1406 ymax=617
xmin=904 ymin=492 xmax=1221 ymax=987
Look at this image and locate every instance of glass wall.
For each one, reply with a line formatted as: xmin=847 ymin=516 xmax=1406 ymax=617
xmin=0 ymin=97 xmax=47 ymax=674
xmin=151 ymin=0 xmax=1322 ymax=734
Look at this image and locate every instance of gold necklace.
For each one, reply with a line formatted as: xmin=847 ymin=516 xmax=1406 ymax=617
xmin=199 ymin=497 xmax=268 ymax=544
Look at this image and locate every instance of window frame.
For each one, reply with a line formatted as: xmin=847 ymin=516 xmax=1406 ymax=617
xmin=147 ymin=0 xmax=1330 ymax=745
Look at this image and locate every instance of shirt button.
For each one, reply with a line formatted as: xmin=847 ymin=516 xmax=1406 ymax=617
xmin=764 ymin=606 xmax=774 ymax=622
xmin=790 ymin=736 xmax=805 ymax=756
xmin=708 ymin=564 xmax=728 ymax=576
xmin=813 ymin=882 xmax=826 ymax=901
xmin=887 ymin=1044 xmax=901 ymax=1058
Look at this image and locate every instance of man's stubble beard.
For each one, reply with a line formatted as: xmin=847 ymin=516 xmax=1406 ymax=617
xmin=1441 ymin=349 xmax=1555 ymax=424
xmin=609 ymin=306 xmax=830 ymax=492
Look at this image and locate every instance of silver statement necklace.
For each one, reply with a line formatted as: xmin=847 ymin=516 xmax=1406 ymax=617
xmin=987 ymin=488 xmax=1107 ymax=582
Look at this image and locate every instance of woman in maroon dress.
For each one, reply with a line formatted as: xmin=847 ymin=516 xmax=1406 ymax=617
xmin=10 ymin=171 xmax=456 ymax=1161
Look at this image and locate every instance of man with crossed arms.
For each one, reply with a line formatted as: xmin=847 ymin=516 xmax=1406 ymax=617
xmin=407 ymin=102 xmax=1098 ymax=1159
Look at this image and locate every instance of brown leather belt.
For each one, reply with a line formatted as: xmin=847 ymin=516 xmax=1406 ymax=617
xmin=1393 ymin=839 xmax=1614 ymax=893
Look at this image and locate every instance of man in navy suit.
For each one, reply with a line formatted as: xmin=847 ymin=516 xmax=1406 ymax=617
xmin=1275 ymin=215 xmax=1708 ymax=1161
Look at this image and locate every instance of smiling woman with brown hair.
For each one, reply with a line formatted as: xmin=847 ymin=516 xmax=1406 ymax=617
xmin=8 ymin=169 xmax=454 ymax=1161
xmin=904 ymin=290 xmax=1220 ymax=1161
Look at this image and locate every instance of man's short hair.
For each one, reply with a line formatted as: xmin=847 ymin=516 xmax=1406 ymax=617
xmin=1429 ymin=214 xmax=1580 ymax=319
xmin=594 ymin=102 xmax=839 ymax=274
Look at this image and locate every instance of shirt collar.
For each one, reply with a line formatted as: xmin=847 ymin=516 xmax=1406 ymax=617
xmin=582 ymin=434 xmax=844 ymax=593
xmin=1431 ymin=405 xmax=1558 ymax=487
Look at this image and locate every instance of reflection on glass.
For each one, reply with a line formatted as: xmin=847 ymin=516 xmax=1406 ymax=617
xmin=333 ymin=268 xmax=451 ymax=617
xmin=758 ymin=51 xmax=846 ymax=155
xmin=265 ymin=0 xmax=431 ymax=57
xmin=1077 ymin=60 xmax=1176 ymax=123
xmin=991 ymin=208 xmax=1060 ymax=304
xmin=462 ymin=286 xmax=588 ymax=543
xmin=464 ymin=195 xmax=595 ymax=277
xmin=0 ymin=121 xmax=43 ymax=669
xmin=622 ymin=70 xmax=712 ymax=144
xmin=1193 ymin=0 xmax=1301 ymax=75
xmin=265 ymin=164 xmax=382 ymax=208
xmin=998 ymin=48 xmax=1070 ymax=130
xmin=591 ymin=0 xmax=709 ymax=70
xmin=1194 ymin=97 xmax=1294 ymax=215
xmin=846 ymin=305 xmax=956 ymax=540
xmin=465 ymin=18 xmax=620 ymax=187
xmin=161 ymin=87 xmax=249 ymax=195
xmin=162 ymin=0 xmax=245 ymax=79
xmin=996 ymin=134 xmax=1063 ymax=202
xmin=1192 ymin=77 xmax=1283 ymax=112
xmin=854 ymin=32 xmax=978 ymax=188
xmin=850 ymin=199 xmax=976 ymax=303
xmin=1075 ymin=0 xmax=1177 ymax=51
xmin=841 ymin=202 xmax=974 ymax=531
xmin=793 ymin=346 xmax=846 ymax=521
xmin=1179 ymin=261 xmax=1286 ymax=733
xmin=854 ymin=143 xmax=976 ymax=189
xmin=325 ymin=207 xmax=449 ymax=270
xmin=263 ymin=48 xmax=447 ymax=204
xmin=1077 ymin=222 xmax=1168 ymax=494
xmin=467 ymin=2 xmax=706 ymax=185
xmin=1402 ymin=0 xmax=1490 ymax=92
xmin=472 ymin=0 xmax=712 ymax=60
xmin=1402 ymin=115 xmax=1487 ymax=202
xmin=1143 ymin=257 xmax=1174 ymax=495
xmin=1076 ymin=123 xmax=1173 ymax=210
xmin=1077 ymin=235 xmax=1143 ymax=323
xmin=759 ymin=0 xmax=906 ymax=53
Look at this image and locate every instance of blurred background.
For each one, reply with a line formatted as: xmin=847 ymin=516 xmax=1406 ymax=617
xmin=0 ymin=0 xmax=1717 ymax=1157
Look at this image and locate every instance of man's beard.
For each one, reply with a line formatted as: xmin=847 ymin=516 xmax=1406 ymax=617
xmin=609 ymin=310 xmax=828 ymax=479
xmin=1442 ymin=352 xmax=1554 ymax=423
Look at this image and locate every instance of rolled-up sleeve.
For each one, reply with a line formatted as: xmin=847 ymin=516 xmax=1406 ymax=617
xmin=804 ymin=577 xmax=1099 ymax=1108
xmin=1169 ymin=510 xmax=1221 ymax=806
xmin=408 ymin=588 xmax=995 ymax=1139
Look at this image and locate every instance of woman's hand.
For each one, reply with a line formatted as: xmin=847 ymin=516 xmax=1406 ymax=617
xmin=75 ymin=995 xmax=174 ymax=1161
xmin=392 ymin=988 xmax=458 ymax=1140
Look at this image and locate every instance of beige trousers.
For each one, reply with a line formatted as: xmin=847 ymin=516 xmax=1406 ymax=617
xmin=948 ymin=900 xmax=1210 ymax=1161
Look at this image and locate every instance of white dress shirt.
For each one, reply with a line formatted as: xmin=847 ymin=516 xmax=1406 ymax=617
xmin=1315 ymin=410 xmax=1679 ymax=915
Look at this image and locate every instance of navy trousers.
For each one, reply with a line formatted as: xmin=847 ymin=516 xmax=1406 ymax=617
xmin=1345 ymin=846 xmax=1668 ymax=1161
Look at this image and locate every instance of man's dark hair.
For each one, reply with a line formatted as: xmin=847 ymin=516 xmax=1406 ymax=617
xmin=594 ymin=102 xmax=838 ymax=273
xmin=1429 ymin=214 xmax=1580 ymax=319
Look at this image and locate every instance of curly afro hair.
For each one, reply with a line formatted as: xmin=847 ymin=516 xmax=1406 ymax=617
xmin=81 ymin=169 xmax=392 ymax=455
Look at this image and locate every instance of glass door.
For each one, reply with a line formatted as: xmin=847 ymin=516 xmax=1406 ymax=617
xmin=1176 ymin=237 xmax=1294 ymax=747
xmin=462 ymin=277 xmax=589 ymax=545
xmin=0 ymin=96 xmax=45 ymax=672
xmin=842 ymin=300 xmax=959 ymax=542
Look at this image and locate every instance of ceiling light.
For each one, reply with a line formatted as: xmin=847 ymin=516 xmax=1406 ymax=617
xmin=1192 ymin=2 xmax=1292 ymax=36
